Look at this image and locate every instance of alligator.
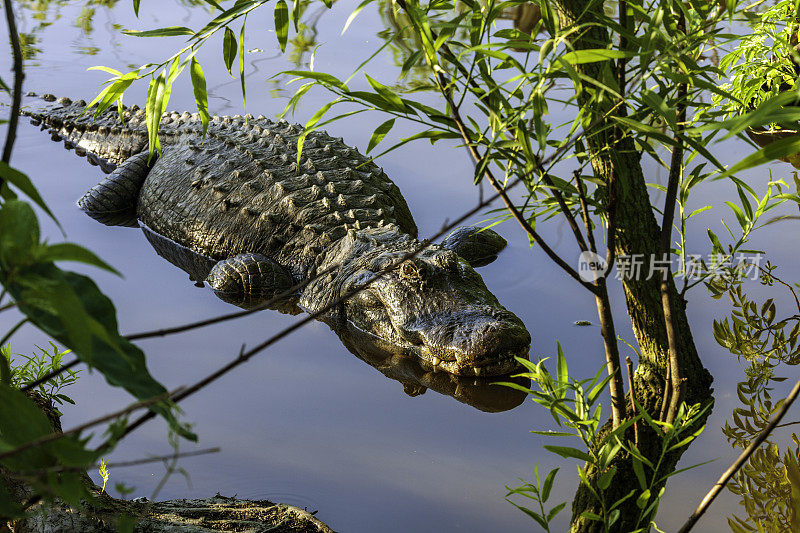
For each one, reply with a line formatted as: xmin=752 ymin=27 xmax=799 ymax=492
xmin=24 ymin=93 xmax=531 ymax=376
xmin=139 ymin=223 xmax=528 ymax=410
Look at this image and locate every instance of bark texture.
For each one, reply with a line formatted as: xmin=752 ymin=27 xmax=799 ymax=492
xmin=551 ymin=2 xmax=715 ymax=531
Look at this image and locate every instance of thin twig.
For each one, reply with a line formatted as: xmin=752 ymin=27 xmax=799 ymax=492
xmin=0 ymin=301 xmax=17 ymax=314
xmin=594 ymin=279 xmax=626 ymax=426
xmin=575 ymin=170 xmax=597 ymax=253
xmin=0 ymin=318 xmax=28 ymax=348
xmin=541 ymin=172 xmax=590 ymax=253
xmin=20 ymin=358 xmax=80 ymax=392
xmin=2 ymin=0 xmax=24 ymax=166
xmin=436 ymin=75 xmax=598 ymax=294
xmin=125 ymin=265 xmax=337 ymax=341
xmin=21 ymin=266 xmax=338 ymax=392
xmin=0 ymin=389 xmax=181 ymax=462
xmin=626 ymin=356 xmax=639 ymax=446
xmin=659 ymin=10 xmax=688 ymax=425
xmin=20 ymin=447 xmax=221 ymax=476
xmin=677 ymin=375 xmax=800 ymax=533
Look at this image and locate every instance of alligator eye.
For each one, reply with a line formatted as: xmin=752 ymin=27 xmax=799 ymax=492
xmin=399 ymin=261 xmax=421 ymax=280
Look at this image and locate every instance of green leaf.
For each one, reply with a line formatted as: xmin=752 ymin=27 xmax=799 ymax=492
xmin=542 ymin=467 xmax=558 ymax=502
xmin=87 ymin=66 xmax=123 ymax=76
xmin=291 ymin=0 xmax=300 ymax=31
xmin=85 ymin=72 xmax=138 ymax=120
xmin=132 ymin=0 xmax=140 ymax=17
xmin=342 ymin=0 xmax=373 ymax=34
xmin=281 ymin=70 xmax=349 ymax=92
xmin=123 ymin=26 xmax=194 ymax=37
xmin=560 ymin=49 xmax=633 ymax=65
xmin=556 ymin=341 xmax=568 ymax=395
xmin=707 ymin=229 xmax=723 ymax=253
xmin=0 ymin=352 xmax=10 ymax=386
xmin=239 ymin=20 xmax=247 ymax=115
xmin=0 ymin=163 xmax=58 ymax=227
xmin=190 ymin=58 xmax=210 ymax=140
xmin=509 ymin=502 xmax=548 ymax=528
xmin=636 ymin=489 xmax=651 ymax=509
xmin=547 ymin=502 xmax=566 ymax=522
xmin=297 ymin=99 xmax=339 ymax=161
xmin=0 ymin=382 xmax=99 ymax=471
xmin=641 ymin=90 xmax=677 ymax=132
xmin=162 ymin=54 xmax=190 ymax=114
xmin=1 ymin=263 xmax=192 ymax=439
xmin=367 ymin=118 xmax=395 ymax=154
xmin=632 ymin=457 xmax=647 ymax=489
xmin=0 ymin=481 xmax=24 ymax=518
xmin=543 ymin=445 xmax=591 ymax=462
xmin=529 ymin=430 xmax=575 ymax=436
xmin=36 ymin=243 xmax=121 ymax=276
xmin=725 ymin=201 xmax=747 ymax=230
xmin=0 ymin=200 xmax=39 ymax=268
xmin=598 ymin=466 xmax=617 ymax=490
xmin=365 ymin=74 xmax=407 ymax=112
xmin=193 ymin=0 xmax=258 ymax=40
xmin=223 ymin=27 xmax=237 ymax=75
xmin=274 ymin=0 xmax=289 ymax=52
xmin=145 ymin=71 xmax=166 ymax=161
xmin=717 ymin=134 xmax=800 ymax=180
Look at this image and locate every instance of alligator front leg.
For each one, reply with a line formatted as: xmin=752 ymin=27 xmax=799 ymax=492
xmin=206 ymin=253 xmax=297 ymax=309
xmin=441 ymin=226 xmax=508 ymax=267
xmin=77 ymin=151 xmax=155 ymax=227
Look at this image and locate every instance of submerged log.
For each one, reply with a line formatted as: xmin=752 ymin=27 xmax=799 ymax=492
xmin=10 ymin=494 xmax=334 ymax=533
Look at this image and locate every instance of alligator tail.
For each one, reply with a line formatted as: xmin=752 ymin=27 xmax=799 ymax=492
xmin=22 ymin=92 xmax=148 ymax=172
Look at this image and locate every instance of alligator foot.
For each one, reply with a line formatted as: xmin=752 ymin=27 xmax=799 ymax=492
xmin=206 ymin=253 xmax=296 ymax=309
xmin=441 ymin=226 xmax=508 ymax=267
xmin=78 ymin=151 xmax=155 ymax=227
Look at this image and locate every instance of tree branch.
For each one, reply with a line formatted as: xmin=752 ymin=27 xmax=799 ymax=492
xmin=659 ymin=11 xmax=687 ymax=425
xmin=677 ymin=374 xmax=800 ymax=532
xmin=2 ymin=0 xmax=23 ymax=167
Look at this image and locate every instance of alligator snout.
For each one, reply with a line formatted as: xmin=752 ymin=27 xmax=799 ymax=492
xmin=400 ymin=308 xmax=530 ymax=376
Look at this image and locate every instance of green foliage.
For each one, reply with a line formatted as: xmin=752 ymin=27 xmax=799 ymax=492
xmin=67 ymin=0 xmax=800 ymax=529
xmin=506 ymin=464 xmax=564 ymax=532
xmin=98 ymin=458 xmax=110 ymax=493
xmin=0 ymin=383 xmax=101 ymax=518
xmin=0 ymin=342 xmax=80 ymax=409
xmin=0 ymin=199 xmax=191 ymax=438
xmin=0 ymin=158 xmax=196 ymax=521
xmin=501 ymin=350 xmax=709 ymax=531
xmin=713 ymin=263 xmax=800 ymax=531
xmin=718 ymin=0 xmax=800 ymax=116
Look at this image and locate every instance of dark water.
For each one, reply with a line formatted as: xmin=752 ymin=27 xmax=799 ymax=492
xmin=5 ymin=1 xmax=800 ymax=531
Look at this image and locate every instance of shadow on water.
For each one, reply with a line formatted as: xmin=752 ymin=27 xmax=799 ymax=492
xmin=142 ymin=226 xmax=529 ymax=413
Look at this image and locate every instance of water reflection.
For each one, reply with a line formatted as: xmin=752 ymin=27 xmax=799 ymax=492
xmin=142 ymin=226 xmax=528 ymax=412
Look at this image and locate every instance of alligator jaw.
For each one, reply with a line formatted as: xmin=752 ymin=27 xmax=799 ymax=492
xmin=417 ymin=346 xmax=528 ymax=377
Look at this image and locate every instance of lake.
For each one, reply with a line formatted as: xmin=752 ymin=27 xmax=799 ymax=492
xmin=4 ymin=0 xmax=799 ymax=530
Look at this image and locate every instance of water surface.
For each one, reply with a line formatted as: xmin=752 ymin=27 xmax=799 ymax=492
xmin=5 ymin=1 xmax=798 ymax=530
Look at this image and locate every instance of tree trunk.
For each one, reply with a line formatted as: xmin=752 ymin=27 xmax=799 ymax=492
xmin=550 ymin=2 xmax=715 ymax=531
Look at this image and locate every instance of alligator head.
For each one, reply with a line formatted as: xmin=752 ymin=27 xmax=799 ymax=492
xmin=301 ymin=226 xmax=531 ymax=376
xmin=328 ymin=320 xmax=529 ymax=412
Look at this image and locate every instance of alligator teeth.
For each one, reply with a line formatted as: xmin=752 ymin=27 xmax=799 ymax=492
xmin=473 ymin=367 xmax=482 ymax=377
xmin=431 ymin=357 xmax=440 ymax=372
